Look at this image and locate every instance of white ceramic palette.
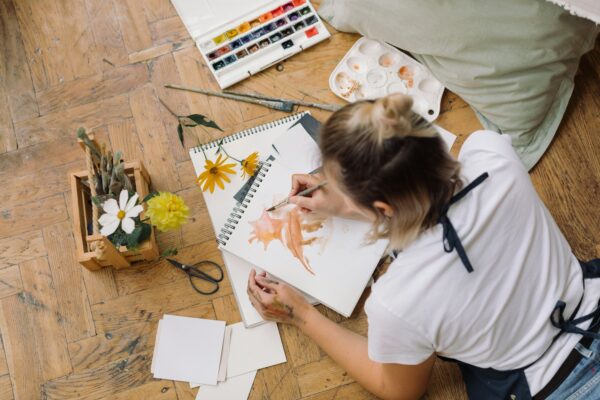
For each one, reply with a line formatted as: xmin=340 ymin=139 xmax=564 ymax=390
xmin=329 ymin=37 xmax=445 ymax=121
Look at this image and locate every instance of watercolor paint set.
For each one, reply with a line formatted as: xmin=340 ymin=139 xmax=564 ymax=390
xmin=329 ymin=37 xmax=445 ymax=121
xmin=171 ymin=0 xmax=330 ymax=89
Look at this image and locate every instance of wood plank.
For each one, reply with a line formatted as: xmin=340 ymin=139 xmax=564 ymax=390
xmin=107 ymin=119 xmax=144 ymax=162
xmin=92 ymin=269 xmax=230 ymax=333
xmin=173 ymin=381 xmax=197 ymax=400
xmin=148 ymin=53 xmax=191 ymax=162
xmin=426 ymin=360 xmax=468 ymax=400
xmin=212 ymin=294 xmax=242 ymax=325
xmin=129 ymin=85 xmax=181 ymax=192
xmin=0 ymin=160 xmax=85 ymax=210
xmin=53 ymin=0 xmax=100 ymax=80
xmin=178 ymin=187 xmax=215 ymax=247
xmin=0 ymin=230 xmax=46 ymax=270
xmin=18 ymin=257 xmax=72 ymax=379
xmin=36 ymin=64 xmax=148 ymax=115
xmin=0 ymin=375 xmax=13 ymax=400
xmin=0 ymin=195 xmax=68 ymax=240
xmin=0 ymin=293 xmax=43 ymax=400
xmin=68 ymin=302 xmax=214 ymax=371
xmin=128 ymin=40 xmax=193 ymax=64
xmin=0 ymin=327 xmax=8 ymax=376
xmin=0 ymin=128 xmax=109 ymax=181
xmin=115 ymin=240 xmax=220 ymax=296
xmin=14 ymin=94 xmax=131 ymax=148
xmin=43 ymin=221 xmax=95 ymax=342
xmin=150 ymin=17 xmax=189 ymax=46
xmin=41 ymin=351 xmax=153 ymax=400
xmin=111 ymin=381 xmax=177 ymax=400
xmin=0 ymin=266 xmax=22 ymax=300
xmin=173 ymin=46 xmax=244 ymax=132
xmin=113 ymin=0 xmax=153 ymax=54
xmin=279 ymin=322 xmax=321 ymax=368
xmin=13 ymin=0 xmax=75 ymax=91
xmin=296 ymin=357 xmax=353 ymax=398
xmin=0 ymin=0 xmax=39 ymax=122
xmin=300 ymin=383 xmax=377 ymax=400
xmin=143 ymin=0 xmax=177 ymax=23
xmin=176 ymin=160 xmax=197 ymax=188
xmin=84 ymin=0 xmax=129 ymax=71
xmin=259 ymin=361 xmax=301 ymax=400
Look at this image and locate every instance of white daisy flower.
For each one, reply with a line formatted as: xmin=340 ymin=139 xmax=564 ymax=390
xmin=99 ymin=190 xmax=144 ymax=236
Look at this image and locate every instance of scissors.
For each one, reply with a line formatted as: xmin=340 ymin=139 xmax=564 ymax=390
xmin=167 ymin=259 xmax=224 ymax=295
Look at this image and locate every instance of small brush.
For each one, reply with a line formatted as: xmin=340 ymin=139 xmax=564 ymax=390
xmin=266 ymin=181 xmax=328 ymax=212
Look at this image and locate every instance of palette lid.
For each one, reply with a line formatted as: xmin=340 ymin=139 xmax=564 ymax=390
xmin=171 ymin=0 xmax=274 ymax=40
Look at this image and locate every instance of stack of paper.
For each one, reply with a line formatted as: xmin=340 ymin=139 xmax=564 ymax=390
xmin=152 ymin=315 xmax=286 ymax=400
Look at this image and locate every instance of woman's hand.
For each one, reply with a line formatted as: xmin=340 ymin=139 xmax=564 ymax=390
xmin=247 ymin=269 xmax=312 ymax=326
xmin=290 ymin=173 xmax=373 ymax=221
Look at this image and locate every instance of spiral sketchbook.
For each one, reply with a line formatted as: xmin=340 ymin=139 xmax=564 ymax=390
xmin=189 ymin=112 xmax=315 ymax=327
xmin=217 ymin=157 xmax=389 ymax=317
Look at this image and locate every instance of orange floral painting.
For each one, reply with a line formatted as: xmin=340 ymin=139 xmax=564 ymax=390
xmin=249 ymin=207 xmax=325 ymax=275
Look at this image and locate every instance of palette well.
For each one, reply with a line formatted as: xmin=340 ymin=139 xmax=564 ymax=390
xmin=328 ymin=37 xmax=445 ymax=121
xmin=172 ymin=0 xmax=330 ymax=89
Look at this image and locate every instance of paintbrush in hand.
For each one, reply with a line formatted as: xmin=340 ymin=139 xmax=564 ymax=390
xmin=266 ymin=181 xmax=328 ymax=212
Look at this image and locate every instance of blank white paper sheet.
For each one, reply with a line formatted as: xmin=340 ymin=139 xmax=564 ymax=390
xmin=195 ymin=370 xmax=257 ymax=400
xmin=152 ymin=315 xmax=226 ymax=385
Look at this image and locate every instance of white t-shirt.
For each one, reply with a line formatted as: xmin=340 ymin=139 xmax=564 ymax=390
xmin=365 ymin=130 xmax=600 ymax=395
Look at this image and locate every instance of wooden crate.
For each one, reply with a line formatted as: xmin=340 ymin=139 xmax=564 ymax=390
xmin=70 ymin=160 xmax=160 ymax=271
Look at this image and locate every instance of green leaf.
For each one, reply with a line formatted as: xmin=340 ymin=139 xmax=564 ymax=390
xmin=137 ymin=222 xmax=152 ymax=244
xmin=91 ymin=196 xmax=101 ymax=206
xmin=160 ymin=247 xmax=178 ymax=257
xmin=185 ymin=114 xmax=223 ymax=131
xmin=142 ymin=191 xmax=159 ymax=203
xmin=177 ymin=123 xmax=184 ymax=146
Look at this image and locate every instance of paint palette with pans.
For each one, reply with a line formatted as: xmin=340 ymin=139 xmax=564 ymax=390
xmin=171 ymin=0 xmax=330 ymax=89
xmin=328 ymin=37 xmax=445 ymax=121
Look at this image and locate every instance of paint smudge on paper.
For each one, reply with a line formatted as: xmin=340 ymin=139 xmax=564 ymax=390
xmin=249 ymin=207 xmax=325 ymax=275
xmin=398 ymin=65 xmax=414 ymax=88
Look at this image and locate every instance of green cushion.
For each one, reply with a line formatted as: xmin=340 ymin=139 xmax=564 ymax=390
xmin=319 ymin=0 xmax=598 ymax=170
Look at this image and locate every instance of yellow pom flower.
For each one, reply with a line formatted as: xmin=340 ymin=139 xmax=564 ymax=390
xmin=146 ymin=192 xmax=189 ymax=232
xmin=240 ymin=152 xmax=259 ymax=178
xmin=196 ymin=154 xmax=237 ymax=193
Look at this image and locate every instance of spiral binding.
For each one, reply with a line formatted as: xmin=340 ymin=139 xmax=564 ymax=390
xmin=216 ymin=162 xmax=273 ymax=246
xmin=191 ymin=111 xmax=308 ymax=154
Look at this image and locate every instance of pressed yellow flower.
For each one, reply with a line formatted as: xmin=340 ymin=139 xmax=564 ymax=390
xmin=146 ymin=192 xmax=189 ymax=232
xmin=196 ymin=154 xmax=236 ymax=193
xmin=240 ymin=151 xmax=259 ymax=178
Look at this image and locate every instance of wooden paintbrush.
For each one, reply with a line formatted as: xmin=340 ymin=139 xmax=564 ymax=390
xmin=266 ymin=181 xmax=328 ymax=212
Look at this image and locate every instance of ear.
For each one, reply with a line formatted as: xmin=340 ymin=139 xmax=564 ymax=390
xmin=373 ymin=200 xmax=394 ymax=217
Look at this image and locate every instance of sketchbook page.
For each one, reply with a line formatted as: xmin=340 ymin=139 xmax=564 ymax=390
xmin=433 ymin=124 xmax=457 ymax=150
xmin=153 ymin=315 xmax=226 ymax=384
xmin=220 ymin=160 xmax=388 ymax=317
xmin=226 ymin=322 xmax=286 ymax=378
xmin=195 ymin=370 xmax=257 ymax=400
xmin=189 ymin=113 xmax=309 ymax=327
xmin=272 ymin=124 xmax=322 ymax=172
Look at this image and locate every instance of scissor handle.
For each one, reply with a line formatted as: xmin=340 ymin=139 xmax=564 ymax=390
xmin=187 ymin=260 xmax=224 ymax=295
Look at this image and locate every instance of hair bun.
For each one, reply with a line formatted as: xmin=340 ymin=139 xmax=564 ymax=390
xmin=370 ymin=94 xmax=414 ymax=143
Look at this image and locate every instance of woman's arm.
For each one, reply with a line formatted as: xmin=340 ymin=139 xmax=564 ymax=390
xmin=248 ymin=270 xmax=435 ymax=400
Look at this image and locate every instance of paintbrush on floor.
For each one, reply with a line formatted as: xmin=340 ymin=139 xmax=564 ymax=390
xmin=164 ymin=83 xmax=342 ymax=113
xmin=267 ymin=181 xmax=328 ymax=212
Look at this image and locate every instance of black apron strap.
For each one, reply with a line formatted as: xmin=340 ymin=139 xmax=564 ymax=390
xmin=439 ymin=172 xmax=489 ymax=273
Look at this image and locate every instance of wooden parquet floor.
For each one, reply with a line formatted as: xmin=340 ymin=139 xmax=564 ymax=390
xmin=0 ymin=0 xmax=598 ymax=398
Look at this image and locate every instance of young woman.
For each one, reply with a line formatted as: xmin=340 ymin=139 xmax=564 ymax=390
xmin=247 ymin=94 xmax=600 ymax=400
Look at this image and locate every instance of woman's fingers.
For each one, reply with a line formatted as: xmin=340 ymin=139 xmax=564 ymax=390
xmin=289 ymin=195 xmax=316 ymax=211
xmin=290 ymin=174 xmax=319 ymax=196
xmin=255 ymin=275 xmax=280 ymax=292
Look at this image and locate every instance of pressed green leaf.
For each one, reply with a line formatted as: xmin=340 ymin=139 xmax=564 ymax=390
xmin=186 ymin=114 xmax=223 ymax=131
xmin=177 ymin=123 xmax=184 ymax=146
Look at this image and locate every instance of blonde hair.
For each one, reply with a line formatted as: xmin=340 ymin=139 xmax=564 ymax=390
xmin=320 ymin=94 xmax=462 ymax=250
